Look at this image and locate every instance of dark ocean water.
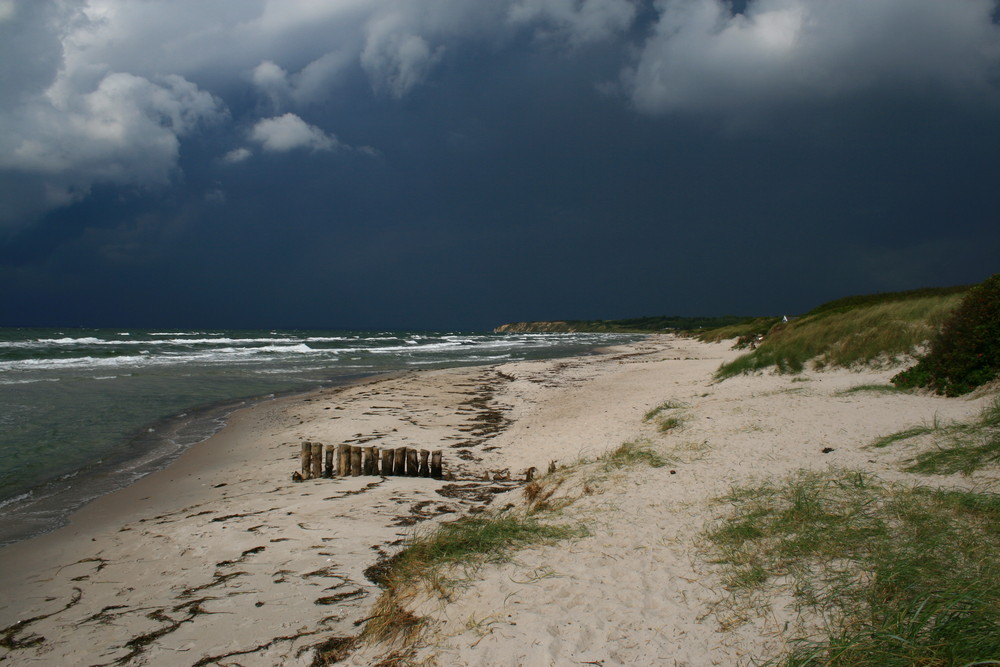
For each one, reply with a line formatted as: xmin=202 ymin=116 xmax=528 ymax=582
xmin=0 ymin=328 xmax=640 ymax=545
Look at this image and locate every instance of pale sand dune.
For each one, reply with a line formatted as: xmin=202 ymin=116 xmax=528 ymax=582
xmin=0 ymin=335 xmax=992 ymax=666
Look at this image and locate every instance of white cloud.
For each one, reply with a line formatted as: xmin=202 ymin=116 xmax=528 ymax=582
xmin=222 ymin=147 xmax=252 ymax=164
xmin=361 ymin=11 xmax=445 ymax=98
xmin=0 ymin=1 xmax=226 ymax=225
xmin=626 ymin=0 xmax=1000 ymax=114
xmin=6 ymin=72 xmax=222 ymax=175
xmin=251 ymin=51 xmax=354 ymax=109
xmin=0 ymin=0 xmax=16 ymax=23
xmin=0 ymin=68 xmax=224 ymax=225
xmin=249 ymin=113 xmax=338 ymax=152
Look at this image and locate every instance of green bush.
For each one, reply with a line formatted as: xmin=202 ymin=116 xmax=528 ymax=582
xmin=892 ymin=274 xmax=1000 ymax=396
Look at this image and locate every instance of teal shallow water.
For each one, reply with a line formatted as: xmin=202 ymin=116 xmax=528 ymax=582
xmin=0 ymin=328 xmax=640 ymax=545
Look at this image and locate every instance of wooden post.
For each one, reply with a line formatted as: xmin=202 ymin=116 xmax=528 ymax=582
xmin=350 ymin=446 xmax=362 ymax=476
xmin=324 ymin=445 xmax=335 ymax=478
xmin=419 ymin=449 xmax=430 ymax=477
xmin=310 ymin=443 xmax=323 ymax=480
xmin=382 ymin=448 xmax=395 ymax=476
xmin=393 ymin=447 xmax=407 ymax=476
xmin=406 ymin=448 xmax=419 ymax=477
xmin=338 ymin=445 xmax=350 ymax=477
xmin=431 ymin=450 xmax=443 ymax=479
xmin=367 ymin=447 xmax=379 ymax=475
xmin=300 ymin=442 xmax=312 ymax=479
xmin=361 ymin=447 xmax=371 ymax=475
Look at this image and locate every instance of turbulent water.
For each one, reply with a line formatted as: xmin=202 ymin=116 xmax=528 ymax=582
xmin=0 ymin=328 xmax=640 ymax=545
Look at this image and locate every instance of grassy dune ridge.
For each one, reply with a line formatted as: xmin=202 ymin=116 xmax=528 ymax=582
xmin=711 ymin=288 xmax=968 ymax=378
xmin=347 ymin=282 xmax=998 ymax=666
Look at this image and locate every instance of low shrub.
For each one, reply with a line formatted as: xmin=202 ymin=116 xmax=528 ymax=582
xmin=892 ymin=274 xmax=1000 ymax=396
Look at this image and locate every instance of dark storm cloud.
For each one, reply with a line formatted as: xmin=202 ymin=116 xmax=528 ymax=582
xmin=1 ymin=0 xmax=998 ymax=329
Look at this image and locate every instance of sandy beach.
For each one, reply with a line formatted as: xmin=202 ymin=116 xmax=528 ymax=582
xmin=1 ymin=335 xmax=994 ymax=666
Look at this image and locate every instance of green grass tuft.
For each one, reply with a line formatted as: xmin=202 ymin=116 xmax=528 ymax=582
xmin=363 ymin=513 xmax=586 ymax=645
xmin=836 ymin=384 xmax=905 ymax=396
xmin=870 ymin=425 xmax=937 ymax=449
xmin=658 ymin=416 xmax=683 ymax=433
xmin=643 ymin=400 xmax=685 ymax=422
xmin=394 ymin=516 xmax=583 ymax=571
xmin=600 ymin=440 xmax=672 ymax=470
xmin=869 ymin=397 xmax=1000 ymax=475
xmin=706 ymin=470 xmax=1000 ymax=666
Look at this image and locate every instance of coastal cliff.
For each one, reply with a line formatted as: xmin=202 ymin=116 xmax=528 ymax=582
xmin=493 ymin=321 xmax=579 ymax=333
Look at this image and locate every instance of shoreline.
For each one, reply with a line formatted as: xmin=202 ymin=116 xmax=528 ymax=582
xmin=2 ymin=334 xmax=993 ymax=666
xmin=1 ymin=340 xmax=658 ymax=666
xmin=0 ymin=371 xmax=391 ymax=548
xmin=0 ymin=329 xmax=636 ymax=549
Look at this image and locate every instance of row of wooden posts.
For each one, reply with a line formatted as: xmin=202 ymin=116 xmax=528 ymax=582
xmin=298 ymin=442 xmax=444 ymax=480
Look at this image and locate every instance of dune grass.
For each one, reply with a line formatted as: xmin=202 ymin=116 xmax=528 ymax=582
xmin=835 ymin=383 xmax=905 ymax=396
xmin=643 ymin=400 xmax=687 ymax=433
xmin=362 ymin=514 xmax=585 ymax=646
xmin=706 ymin=470 xmax=1000 ymax=666
xmin=643 ymin=400 xmax=685 ymax=422
xmin=871 ymin=397 xmax=1000 ymax=475
xmin=696 ymin=317 xmax=782 ymax=344
xmin=599 ymin=439 xmax=672 ymax=470
xmin=715 ymin=293 xmax=964 ymax=379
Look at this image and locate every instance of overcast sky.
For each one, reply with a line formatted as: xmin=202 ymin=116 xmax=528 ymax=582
xmin=1 ymin=0 xmax=998 ymax=330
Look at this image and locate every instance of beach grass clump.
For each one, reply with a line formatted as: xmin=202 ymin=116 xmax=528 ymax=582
xmin=643 ymin=400 xmax=686 ymax=422
xmin=892 ymin=274 xmax=1000 ymax=396
xmin=658 ymin=416 xmax=683 ymax=433
xmin=706 ymin=470 xmax=1000 ymax=666
xmin=835 ymin=384 xmax=905 ymax=396
xmin=643 ymin=400 xmax=687 ymax=433
xmin=871 ymin=397 xmax=1000 ymax=475
xmin=600 ymin=440 xmax=672 ymax=471
xmin=362 ymin=514 xmax=585 ymax=645
xmin=715 ymin=289 xmax=965 ymax=379
xmin=696 ymin=317 xmax=782 ymax=345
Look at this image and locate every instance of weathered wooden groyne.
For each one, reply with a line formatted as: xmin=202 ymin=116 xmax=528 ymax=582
xmin=295 ymin=442 xmax=444 ymax=480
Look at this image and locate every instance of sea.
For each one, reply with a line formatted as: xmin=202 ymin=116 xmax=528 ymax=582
xmin=0 ymin=327 xmax=641 ymax=546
